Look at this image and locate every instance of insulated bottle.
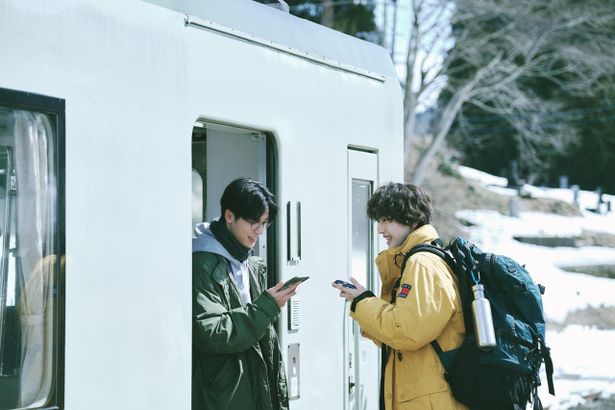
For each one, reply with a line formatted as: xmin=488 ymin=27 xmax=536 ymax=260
xmin=471 ymin=284 xmax=497 ymax=350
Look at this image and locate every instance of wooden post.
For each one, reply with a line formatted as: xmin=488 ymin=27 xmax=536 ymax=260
xmin=508 ymin=196 xmax=519 ymax=218
xmin=571 ymin=185 xmax=580 ymax=208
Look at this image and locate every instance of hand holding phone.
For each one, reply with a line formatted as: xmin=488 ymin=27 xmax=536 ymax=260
xmin=333 ymin=279 xmax=357 ymax=289
xmin=280 ymin=276 xmax=309 ymax=291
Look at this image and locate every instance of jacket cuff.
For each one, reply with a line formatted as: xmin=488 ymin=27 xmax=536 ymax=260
xmin=255 ymin=291 xmax=281 ymax=320
xmin=351 ymin=290 xmax=375 ymax=312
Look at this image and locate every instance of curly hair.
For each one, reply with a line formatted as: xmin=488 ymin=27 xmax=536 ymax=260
xmin=367 ymin=182 xmax=432 ymax=228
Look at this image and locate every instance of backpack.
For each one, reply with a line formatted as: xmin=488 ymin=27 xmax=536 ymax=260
xmin=398 ymin=237 xmax=555 ymax=410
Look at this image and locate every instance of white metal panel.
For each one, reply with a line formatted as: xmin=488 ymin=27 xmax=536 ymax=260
xmin=143 ymin=0 xmax=397 ymax=78
xmin=2 ymin=3 xmax=194 ymax=409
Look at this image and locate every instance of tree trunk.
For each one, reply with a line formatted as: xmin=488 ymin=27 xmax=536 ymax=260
xmin=410 ymin=52 xmax=501 ymax=185
xmin=321 ymin=3 xmax=334 ymax=28
xmin=410 ymin=82 xmax=473 ymax=185
xmin=403 ymin=10 xmax=420 ymax=181
xmin=403 ymin=92 xmax=418 ymax=178
xmin=380 ymin=1 xmax=389 ymax=49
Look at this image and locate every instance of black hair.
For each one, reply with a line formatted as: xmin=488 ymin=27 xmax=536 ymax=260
xmin=367 ymin=182 xmax=432 ymax=228
xmin=220 ymin=178 xmax=278 ymax=222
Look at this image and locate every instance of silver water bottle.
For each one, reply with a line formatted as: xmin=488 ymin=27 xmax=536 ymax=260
xmin=471 ymin=284 xmax=497 ymax=350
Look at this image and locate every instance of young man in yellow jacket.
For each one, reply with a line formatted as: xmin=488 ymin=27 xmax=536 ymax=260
xmin=333 ymin=183 xmax=467 ymax=410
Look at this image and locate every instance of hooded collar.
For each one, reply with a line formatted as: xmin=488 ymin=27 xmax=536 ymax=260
xmin=375 ymin=224 xmax=440 ymax=288
xmin=193 ymin=222 xmax=245 ymax=271
xmin=193 ymin=222 xmax=253 ymax=303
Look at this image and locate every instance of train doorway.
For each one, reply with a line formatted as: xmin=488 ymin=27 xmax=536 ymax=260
xmin=190 ymin=119 xmax=286 ymax=407
xmin=191 ymin=121 xmax=276 ymax=272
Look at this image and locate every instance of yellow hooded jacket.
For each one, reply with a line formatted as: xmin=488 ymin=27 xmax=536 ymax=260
xmin=351 ymin=225 xmax=468 ymax=410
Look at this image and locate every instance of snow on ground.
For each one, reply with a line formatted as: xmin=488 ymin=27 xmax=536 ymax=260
xmin=458 ymin=164 xmax=615 ymax=218
xmin=543 ymin=326 xmax=615 ymax=409
xmin=456 ymin=166 xmax=615 ymax=409
xmin=458 ymin=165 xmax=509 ymax=187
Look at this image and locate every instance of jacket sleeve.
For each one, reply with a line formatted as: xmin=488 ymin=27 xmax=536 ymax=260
xmin=359 ymin=328 xmax=382 ymax=347
xmin=350 ymin=255 xmax=456 ymax=351
xmin=193 ymin=258 xmax=280 ymax=354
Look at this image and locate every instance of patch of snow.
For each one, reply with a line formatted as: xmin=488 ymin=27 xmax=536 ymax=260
xmin=458 ymin=165 xmax=508 ymax=187
xmin=539 ymin=326 xmax=615 ymax=410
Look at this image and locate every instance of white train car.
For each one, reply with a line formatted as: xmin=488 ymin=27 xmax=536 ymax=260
xmin=0 ymin=0 xmax=403 ymax=409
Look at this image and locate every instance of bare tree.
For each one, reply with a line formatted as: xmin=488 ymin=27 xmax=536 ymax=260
xmin=404 ymin=0 xmax=615 ymax=184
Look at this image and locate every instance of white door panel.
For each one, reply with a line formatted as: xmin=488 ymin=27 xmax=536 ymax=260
xmin=346 ymin=149 xmax=379 ymax=410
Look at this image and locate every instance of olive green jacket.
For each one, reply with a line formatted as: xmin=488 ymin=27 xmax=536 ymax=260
xmin=192 ymin=252 xmax=289 ymax=410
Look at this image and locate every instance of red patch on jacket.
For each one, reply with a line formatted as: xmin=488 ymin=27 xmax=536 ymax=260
xmin=398 ymin=284 xmax=411 ymax=299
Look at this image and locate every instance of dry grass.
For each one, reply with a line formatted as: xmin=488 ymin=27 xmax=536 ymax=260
xmin=405 ymin=145 xmax=580 ymax=243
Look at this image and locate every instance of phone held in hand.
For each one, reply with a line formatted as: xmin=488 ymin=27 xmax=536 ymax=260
xmin=334 ymin=279 xmax=356 ymax=289
xmin=280 ymin=276 xmax=309 ymax=290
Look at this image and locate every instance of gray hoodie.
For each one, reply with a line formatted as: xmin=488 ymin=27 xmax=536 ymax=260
xmin=192 ymin=222 xmax=252 ymax=304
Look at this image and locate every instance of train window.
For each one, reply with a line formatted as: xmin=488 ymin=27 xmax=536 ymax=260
xmin=0 ymin=89 xmax=63 ymax=410
xmin=351 ymin=179 xmax=373 ymax=290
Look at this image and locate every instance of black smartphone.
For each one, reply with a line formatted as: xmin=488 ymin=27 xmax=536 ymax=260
xmin=280 ymin=276 xmax=309 ymax=290
xmin=333 ymin=279 xmax=357 ymax=289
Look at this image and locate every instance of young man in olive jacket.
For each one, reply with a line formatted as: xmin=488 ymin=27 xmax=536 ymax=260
xmin=192 ymin=178 xmax=300 ymax=410
xmin=333 ymin=183 xmax=467 ymax=410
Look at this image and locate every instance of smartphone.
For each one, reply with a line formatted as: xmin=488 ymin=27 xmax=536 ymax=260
xmin=334 ymin=279 xmax=357 ymax=289
xmin=280 ymin=276 xmax=309 ymax=290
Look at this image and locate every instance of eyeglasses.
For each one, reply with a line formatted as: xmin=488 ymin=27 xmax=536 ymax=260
xmin=245 ymin=218 xmax=273 ymax=231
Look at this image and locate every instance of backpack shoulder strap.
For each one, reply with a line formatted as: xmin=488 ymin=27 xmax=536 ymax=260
xmin=400 ymin=240 xmax=454 ymax=274
xmin=398 ymin=239 xmax=468 ymax=373
xmin=403 ymin=243 xmax=443 ymax=264
xmin=391 ymin=240 xmax=449 ymax=300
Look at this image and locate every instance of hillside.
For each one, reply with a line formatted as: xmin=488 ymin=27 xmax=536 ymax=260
xmin=413 ymin=157 xmax=615 ymax=410
xmin=416 ymin=155 xmax=580 ymax=243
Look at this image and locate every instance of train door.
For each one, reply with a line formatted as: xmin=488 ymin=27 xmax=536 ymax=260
xmin=345 ymin=148 xmax=379 ymax=410
xmin=191 ymin=121 xmax=273 ymax=263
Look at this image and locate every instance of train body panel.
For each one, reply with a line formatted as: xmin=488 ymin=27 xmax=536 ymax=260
xmin=0 ymin=1 xmax=403 ymax=409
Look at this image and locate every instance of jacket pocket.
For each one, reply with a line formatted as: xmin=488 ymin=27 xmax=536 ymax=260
xmin=395 ymin=346 xmax=448 ymax=403
xmin=396 ymin=375 xmax=449 ymax=403
xmin=203 ymin=354 xmax=240 ymax=389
